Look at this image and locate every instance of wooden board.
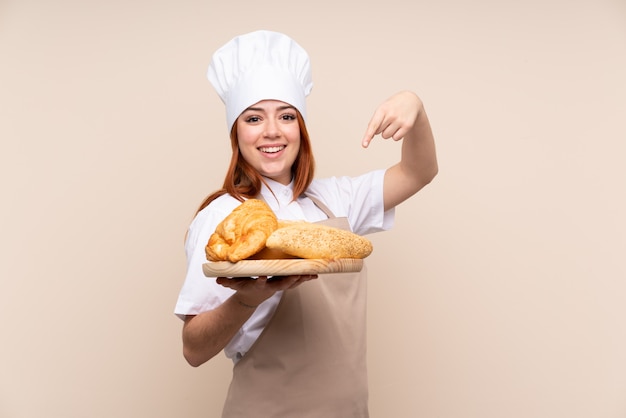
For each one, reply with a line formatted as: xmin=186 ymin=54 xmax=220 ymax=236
xmin=203 ymin=258 xmax=363 ymax=278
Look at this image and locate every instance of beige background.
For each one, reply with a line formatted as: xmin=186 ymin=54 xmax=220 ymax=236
xmin=1 ymin=0 xmax=625 ymax=417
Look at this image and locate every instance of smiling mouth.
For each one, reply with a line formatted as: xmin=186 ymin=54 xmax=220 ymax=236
xmin=259 ymin=145 xmax=285 ymax=153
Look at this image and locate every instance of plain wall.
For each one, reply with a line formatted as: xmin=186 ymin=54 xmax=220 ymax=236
xmin=1 ymin=0 xmax=625 ymax=417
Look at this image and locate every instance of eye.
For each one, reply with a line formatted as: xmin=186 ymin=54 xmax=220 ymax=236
xmin=280 ymin=113 xmax=297 ymax=121
xmin=245 ymin=115 xmax=261 ymax=123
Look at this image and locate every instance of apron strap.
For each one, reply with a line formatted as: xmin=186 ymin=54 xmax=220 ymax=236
xmin=304 ymin=193 xmax=336 ymax=219
xmin=256 ymin=189 xmax=337 ymax=219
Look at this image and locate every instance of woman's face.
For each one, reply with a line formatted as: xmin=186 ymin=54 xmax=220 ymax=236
xmin=236 ymin=100 xmax=301 ymax=185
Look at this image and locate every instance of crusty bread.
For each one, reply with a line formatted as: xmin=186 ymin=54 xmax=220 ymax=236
xmin=246 ymin=247 xmax=298 ymax=260
xmin=206 ymin=200 xmax=373 ymax=262
xmin=265 ymin=221 xmax=373 ymax=259
xmin=206 ymin=199 xmax=278 ymax=262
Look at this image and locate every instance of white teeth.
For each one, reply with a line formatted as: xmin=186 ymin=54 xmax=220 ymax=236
xmin=259 ymin=146 xmax=285 ymax=153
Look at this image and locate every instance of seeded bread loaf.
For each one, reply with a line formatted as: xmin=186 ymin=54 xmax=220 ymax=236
xmin=265 ymin=221 xmax=372 ymax=259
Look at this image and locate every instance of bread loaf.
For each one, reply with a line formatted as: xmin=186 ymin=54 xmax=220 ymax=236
xmin=265 ymin=222 xmax=373 ymax=259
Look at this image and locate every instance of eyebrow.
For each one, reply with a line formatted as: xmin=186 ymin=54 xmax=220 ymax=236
xmin=243 ymin=105 xmax=296 ymax=112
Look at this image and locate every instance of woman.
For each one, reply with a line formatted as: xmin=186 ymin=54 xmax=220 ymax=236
xmin=175 ymin=30 xmax=437 ymax=417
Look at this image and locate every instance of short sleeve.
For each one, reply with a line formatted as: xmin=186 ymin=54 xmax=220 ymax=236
xmin=306 ymin=169 xmax=395 ymax=235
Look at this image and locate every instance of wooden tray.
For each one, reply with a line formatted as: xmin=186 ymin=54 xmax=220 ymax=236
xmin=203 ymin=258 xmax=363 ymax=278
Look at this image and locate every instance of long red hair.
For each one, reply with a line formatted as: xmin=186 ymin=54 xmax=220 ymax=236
xmin=195 ymin=112 xmax=315 ymax=214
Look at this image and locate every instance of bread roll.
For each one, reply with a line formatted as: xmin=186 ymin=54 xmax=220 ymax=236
xmin=265 ymin=222 xmax=373 ymax=259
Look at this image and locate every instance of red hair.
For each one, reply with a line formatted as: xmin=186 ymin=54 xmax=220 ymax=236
xmin=195 ymin=112 xmax=315 ymax=214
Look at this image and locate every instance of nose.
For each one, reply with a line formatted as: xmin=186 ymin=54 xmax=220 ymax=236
xmin=263 ymin=119 xmax=281 ymax=138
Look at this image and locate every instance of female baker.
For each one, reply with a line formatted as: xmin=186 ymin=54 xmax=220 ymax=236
xmin=175 ymin=30 xmax=438 ymax=417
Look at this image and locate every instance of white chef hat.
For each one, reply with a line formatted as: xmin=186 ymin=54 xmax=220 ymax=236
xmin=207 ymin=30 xmax=313 ymax=133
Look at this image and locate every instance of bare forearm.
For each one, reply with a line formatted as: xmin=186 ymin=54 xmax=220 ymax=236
xmin=181 ymin=275 xmax=314 ymax=367
xmin=384 ymin=98 xmax=438 ymax=210
xmin=399 ymin=102 xmax=438 ymax=186
xmin=182 ymin=295 xmax=256 ymax=367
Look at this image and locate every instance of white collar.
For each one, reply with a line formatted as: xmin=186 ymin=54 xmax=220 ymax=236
xmin=260 ymin=177 xmax=295 ymax=207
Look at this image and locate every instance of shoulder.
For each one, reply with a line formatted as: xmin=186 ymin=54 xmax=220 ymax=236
xmin=307 ymin=170 xmax=386 ymax=206
xmin=190 ymin=195 xmax=242 ymax=228
xmin=305 ymin=170 xmax=389 ymax=235
xmin=186 ymin=194 xmax=243 ymax=250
